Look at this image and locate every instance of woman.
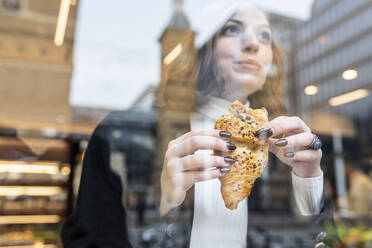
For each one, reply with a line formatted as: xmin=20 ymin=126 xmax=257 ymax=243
xmin=160 ymin=1 xmax=325 ymax=247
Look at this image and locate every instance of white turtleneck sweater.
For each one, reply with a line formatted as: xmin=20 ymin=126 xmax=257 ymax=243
xmin=189 ymin=97 xmax=324 ymax=248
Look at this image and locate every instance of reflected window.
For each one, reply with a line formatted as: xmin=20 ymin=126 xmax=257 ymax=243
xmin=1 ymin=0 xmax=21 ymax=11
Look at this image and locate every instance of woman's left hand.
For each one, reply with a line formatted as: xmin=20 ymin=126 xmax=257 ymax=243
xmin=258 ymin=116 xmax=322 ymax=178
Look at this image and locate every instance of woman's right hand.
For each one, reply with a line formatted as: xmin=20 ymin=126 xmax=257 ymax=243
xmin=159 ymin=129 xmax=237 ymax=216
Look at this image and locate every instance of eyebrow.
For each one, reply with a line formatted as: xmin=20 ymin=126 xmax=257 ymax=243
xmin=226 ymin=19 xmax=271 ymax=29
xmin=227 ymin=19 xmax=243 ymax=25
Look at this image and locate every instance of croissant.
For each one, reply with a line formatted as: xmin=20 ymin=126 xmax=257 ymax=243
xmin=215 ymin=100 xmax=269 ymax=210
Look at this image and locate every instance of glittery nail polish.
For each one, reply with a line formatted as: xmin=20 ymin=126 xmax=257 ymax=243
xmin=275 ymin=139 xmax=288 ymax=147
xmin=226 ymin=142 xmax=236 ymax=150
xmin=284 ymin=152 xmax=294 ymax=158
xmin=224 ymin=157 xmax=237 ymax=164
xmin=219 ymin=131 xmax=232 ymax=138
xmin=220 ymin=167 xmax=231 ymax=173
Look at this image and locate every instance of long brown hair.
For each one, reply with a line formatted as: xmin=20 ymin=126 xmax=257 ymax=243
xmin=196 ymin=27 xmax=286 ymax=117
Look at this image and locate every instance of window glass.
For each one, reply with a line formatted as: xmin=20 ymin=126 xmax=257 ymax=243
xmin=1 ymin=1 xmax=372 ymax=247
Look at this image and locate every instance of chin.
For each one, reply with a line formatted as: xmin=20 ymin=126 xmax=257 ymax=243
xmin=233 ymin=75 xmax=264 ymax=95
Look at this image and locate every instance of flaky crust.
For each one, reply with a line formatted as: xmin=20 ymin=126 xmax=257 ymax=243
xmin=215 ymin=101 xmax=268 ymax=145
xmin=215 ymin=101 xmax=269 ymax=210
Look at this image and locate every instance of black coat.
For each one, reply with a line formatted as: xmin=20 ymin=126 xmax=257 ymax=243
xmin=61 ymin=116 xmax=133 ymax=248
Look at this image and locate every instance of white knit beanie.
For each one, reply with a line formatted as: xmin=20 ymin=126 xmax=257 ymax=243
xmin=191 ymin=0 xmax=257 ymax=48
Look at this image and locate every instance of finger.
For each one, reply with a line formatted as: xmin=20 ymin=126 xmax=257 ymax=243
xmin=168 ymin=130 xmax=217 ymax=151
xmin=170 ymin=136 xmax=236 ymax=157
xmin=263 ymin=116 xmax=311 ymax=138
xmin=166 ymin=129 xmax=232 ymax=160
xmin=271 ymin=132 xmax=315 ymax=149
xmin=172 ymin=129 xmax=231 ymax=146
xmin=184 ymin=168 xmax=227 ymax=187
xmin=267 ymin=137 xmax=280 ymax=155
xmin=269 ymin=144 xmax=317 ymax=162
xmin=274 ymin=149 xmax=321 ymax=165
xmin=290 ymin=149 xmax=322 ymax=163
xmin=180 ymin=155 xmax=236 ymax=171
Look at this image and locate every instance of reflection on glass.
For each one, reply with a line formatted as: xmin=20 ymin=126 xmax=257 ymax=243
xmin=0 ymin=0 xmax=371 ymax=247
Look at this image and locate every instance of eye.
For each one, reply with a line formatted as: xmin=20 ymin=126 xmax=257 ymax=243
xmin=221 ymin=24 xmax=242 ymax=37
xmin=257 ymin=29 xmax=272 ymax=44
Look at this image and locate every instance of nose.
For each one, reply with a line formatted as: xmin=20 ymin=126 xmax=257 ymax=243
xmin=242 ymin=28 xmax=259 ymax=53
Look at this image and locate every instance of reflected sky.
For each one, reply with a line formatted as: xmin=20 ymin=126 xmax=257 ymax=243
xmin=69 ymin=0 xmax=314 ymax=110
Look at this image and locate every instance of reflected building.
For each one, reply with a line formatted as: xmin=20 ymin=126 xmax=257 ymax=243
xmin=268 ymin=12 xmax=304 ymax=115
xmin=0 ymin=0 xmax=77 ymax=124
xmin=156 ymin=0 xmax=197 ymax=178
xmin=296 ymin=0 xmax=372 ymax=122
xmin=0 ymin=1 xmax=96 ymax=247
xmin=295 ymin=0 xmax=372 ymax=213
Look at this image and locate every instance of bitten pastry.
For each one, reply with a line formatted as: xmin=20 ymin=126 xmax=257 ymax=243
xmin=215 ymin=100 xmax=269 ymax=210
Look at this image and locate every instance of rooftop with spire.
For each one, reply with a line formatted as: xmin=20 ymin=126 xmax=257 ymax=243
xmin=168 ymin=0 xmax=190 ymax=30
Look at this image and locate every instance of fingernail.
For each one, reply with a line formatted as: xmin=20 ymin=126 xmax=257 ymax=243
xmin=219 ymin=131 xmax=232 ymax=138
xmin=224 ymin=157 xmax=237 ymax=164
xmin=284 ymin=152 xmax=294 ymax=158
xmin=254 ymin=127 xmax=265 ymax=137
xmin=226 ymin=142 xmax=236 ymax=150
xmin=275 ymin=139 xmax=288 ymax=147
xmin=254 ymin=128 xmax=274 ymax=139
xmin=220 ymin=167 xmax=230 ymax=173
xmin=264 ymin=128 xmax=274 ymax=138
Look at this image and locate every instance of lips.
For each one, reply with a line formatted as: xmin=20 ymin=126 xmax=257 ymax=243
xmin=234 ymin=59 xmax=262 ymax=72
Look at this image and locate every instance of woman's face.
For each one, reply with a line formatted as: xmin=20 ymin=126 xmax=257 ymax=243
xmin=215 ymin=7 xmax=273 ymax=99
